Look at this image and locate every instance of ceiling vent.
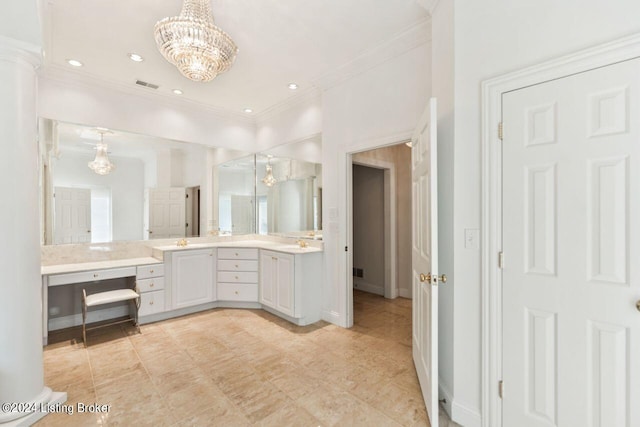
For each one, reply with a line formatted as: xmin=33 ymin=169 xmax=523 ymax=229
xmin=135 ymin=80 xmax=159 ymax=89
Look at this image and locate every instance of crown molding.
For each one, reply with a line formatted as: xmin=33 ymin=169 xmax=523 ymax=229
xmin=254 ymin=87 xmax=322 ymax=125
xmin=313 ymin=18 xmax=431 ymax=91
xmin=0 ymin=35 xmax=42 ymax=67
xmin=38 ymin=64 xmax=257 ymax=126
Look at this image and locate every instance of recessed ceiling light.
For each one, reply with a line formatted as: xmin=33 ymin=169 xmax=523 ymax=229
xmin=172 ymin=89 xmax=183 ymax=95
xmin=67 ymin=59 xmax=83 ymax=67
xmin=288 ymin=83 xmax=298 ymax=90
xmin=243 ymin=108 xmax=253 ymax=113
xmin=128 ymin=53 xmax=144 ymax=62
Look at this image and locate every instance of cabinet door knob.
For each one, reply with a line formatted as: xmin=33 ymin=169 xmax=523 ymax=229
xmin=235 ymin=291 xmax=239 ymax=295
xmin=235 ymin=276 xmax=239 ymax=280
xmin=149 ymin=283 xmax=154 ymax=288
xmin=93 ymin=274 xmax=99 ymax=278
xmin=149 ymin=301 xmax=154 ymax=305
xmin=235 ymin=264 xmax=239 ymax=268
xmin=150 ymin=269 xmax=154 ymax=274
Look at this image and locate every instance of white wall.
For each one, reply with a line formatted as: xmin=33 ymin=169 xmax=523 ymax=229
xmin=255 ymin=93 xmax=323 ymax=152
xmin=38 ymin=75 xmax=256 ymax=152
xmin=431 ymin=1 xmax=640 ymax=425
xmin=52 ymin=151 xmax=145 ymax=242
xmin=322 ymin=41 xmax=431 ymax=324
xmin=352 ymin=164 xmax=385 ymax=295
xmin=265 ymin=136 xmax=322 ymax=164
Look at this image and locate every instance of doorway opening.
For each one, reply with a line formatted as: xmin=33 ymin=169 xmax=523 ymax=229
xmin=185 ymin=186 xmax=201 ymax=237
xmin=348 ymin=142 xmax=412 ymax=327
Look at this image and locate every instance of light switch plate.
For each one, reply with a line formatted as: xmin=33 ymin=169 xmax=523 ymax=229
xmin=465 ymin=228 xmax=479 ymax=250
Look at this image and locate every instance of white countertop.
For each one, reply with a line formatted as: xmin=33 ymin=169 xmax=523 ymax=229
xmin=41 ymin=240 xmax=322 ymax=276
xmin=41 ymin=257 xmax=162 ymax=276
xmin=152 ymin=239 xmax=323 ymax=255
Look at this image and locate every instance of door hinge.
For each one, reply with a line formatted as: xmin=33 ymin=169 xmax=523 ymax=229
xmin=499 ymin=380 xmax=504 ymax=399
xmin=498 ymin=122 xmax=503 ymax=140
xmin=498 ymin=251 xmax=504 ymax=269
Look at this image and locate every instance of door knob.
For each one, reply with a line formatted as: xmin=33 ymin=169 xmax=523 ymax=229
xmin=636 ymin=300 xmax=640 ymax=312
xmin=419 ymin=272 xmax=448 ymax=284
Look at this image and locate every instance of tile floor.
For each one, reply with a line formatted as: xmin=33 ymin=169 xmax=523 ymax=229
xmin=36 ymin=290 xmax=459 ymax=426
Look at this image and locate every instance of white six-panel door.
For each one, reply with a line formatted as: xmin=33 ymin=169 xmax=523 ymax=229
xmin=412 ymin=98 xmax=439 ymax=427
xmin=502 ymin=58 xmax=639 ymax=426
xmin=148 ymin=188 xmax=186 ymax=238
xmin=53 ymin=187 xmax=91 ymax=244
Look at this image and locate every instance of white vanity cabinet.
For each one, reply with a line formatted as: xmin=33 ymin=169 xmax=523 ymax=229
xmin=260 ymin=250 xmax=295 ymax=316
xmin=171 ymin=248 xmax=216 ymax=309
xmin=259 ymin=249 xmax=322 ymax=324
xmin=137 ymin=264 xmax=165 ymax=317
xmin=217 ymin=248 xmax=259 ymax=302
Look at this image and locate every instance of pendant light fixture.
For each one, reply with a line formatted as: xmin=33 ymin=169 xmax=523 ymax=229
xmin=154 ymin=0 xmax=239 ymax=82
xmin=262 ymin=155 xmax=277 ymax=187
xmin=88 ymin=130 xmax=115 ymax=175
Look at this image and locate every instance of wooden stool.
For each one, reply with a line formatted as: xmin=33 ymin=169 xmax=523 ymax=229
xmin=82 ymin=288 xmax=140 ymax=347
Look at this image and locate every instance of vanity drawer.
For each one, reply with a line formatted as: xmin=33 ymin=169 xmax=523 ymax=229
xmin=136 ymin=277 xmax=165 ymax=293
xmin=139 ymin=290 xmax=165 ymax=316
xmin=217 ymin=259 xmax=258 ymax=272
xmin=48 ymin=266 xmax=136 ymax=286
xmin=137 ymin=264 xmax=164 ymax=279
xmin=217 ymin=271 xmax=258 ymax=283
xmin=217 ymin=248 xmax=258 ymax=260
xmin=217 ymin=283 xmax=258 ymax=302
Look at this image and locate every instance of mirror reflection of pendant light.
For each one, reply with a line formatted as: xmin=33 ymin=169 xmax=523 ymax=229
xmin=88 ymin=130 xmax=115 ymax=175
xmin=262 ymin=155 xmax=277 ymax=187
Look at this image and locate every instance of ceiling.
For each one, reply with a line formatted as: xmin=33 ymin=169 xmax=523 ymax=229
xmin=42 ymin=0 xmax=428 ymax=116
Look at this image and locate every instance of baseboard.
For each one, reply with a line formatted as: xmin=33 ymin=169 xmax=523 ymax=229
xmin=139 ymin=301 xmax=220 ymax=325
xmin=398 ymin=288 xmax=412 ymax=298
xmin=322 ymin=309 xmax=343 ymax=326
xmin=48 ymin=306 xmax=130 ymax=331
xmin=438 ymin=378 xmax=453 ymax=418
xmin=451 ymin=399 xmax=482 ymax=427
xmin=353 ymin=278 xmax=384 ymax=295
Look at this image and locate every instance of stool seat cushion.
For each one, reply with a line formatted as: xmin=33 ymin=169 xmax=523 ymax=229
xmin=85 ymin=289 xmax=139 ymax=307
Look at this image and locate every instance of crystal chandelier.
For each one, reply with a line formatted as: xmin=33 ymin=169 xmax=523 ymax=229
xmin=88 ymin=131 xmax=115 ymax=175
xmin=262 ymin=156 xmax=277 ymax=187
xmin=154 ymin=0 xmax=238 ymax=82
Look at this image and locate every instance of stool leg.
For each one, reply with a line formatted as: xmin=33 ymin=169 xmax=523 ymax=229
xmin=134 ymin=295 xmax=141 ymax=334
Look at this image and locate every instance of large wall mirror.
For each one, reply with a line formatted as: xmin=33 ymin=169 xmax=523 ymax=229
xmin=39 ymin=118 xmax=250 ymax=245
xmin=39 ymin=119 xmax=322 ymax=244
xmin=215 ymin=135 xmax=323 ymax=239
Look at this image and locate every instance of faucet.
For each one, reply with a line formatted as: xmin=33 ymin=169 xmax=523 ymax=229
xmin=177 ymin=238 xmax=188 ymax=247
xmin=296 ymin=239 xmax=308 ymax=248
